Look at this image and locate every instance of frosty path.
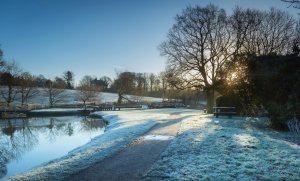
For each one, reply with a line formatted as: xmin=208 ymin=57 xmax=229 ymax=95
xmin=67 ymin=116 xmax=183 ymax=181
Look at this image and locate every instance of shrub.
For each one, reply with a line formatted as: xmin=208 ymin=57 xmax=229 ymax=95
xmin=233 ymin=55 xmax=300 ymax=130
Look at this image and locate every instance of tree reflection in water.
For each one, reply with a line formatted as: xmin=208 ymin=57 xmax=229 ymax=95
xmin=0 ymin=116 xmax=106 ymax=179
xmin=80 ymin=116 xmax=106 ymax=132
xmin=0 ymin=119 xmax=38 ymax=178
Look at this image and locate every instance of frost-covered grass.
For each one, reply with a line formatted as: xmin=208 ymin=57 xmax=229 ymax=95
xmin=144 ymin=135 xmax=174 ymax=141
xmin=8 ymin=89 xmax=163 ymax=106
xmin=7 ymin=108 xmax=198 ymax=181
xmin=143 ymin=115 xmax=300 ymax=181
xmin=8 ymin=110 xmax=299 ymax=180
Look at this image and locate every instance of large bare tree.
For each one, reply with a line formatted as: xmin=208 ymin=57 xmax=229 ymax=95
xmin=161 ymin=5 xmax=299 ymax=113
xmin=160 ymin=5 xmax=234 ymax=113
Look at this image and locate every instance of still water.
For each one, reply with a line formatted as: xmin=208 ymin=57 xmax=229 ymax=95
xmin=0 ymin=116 xmax=106 ymax=179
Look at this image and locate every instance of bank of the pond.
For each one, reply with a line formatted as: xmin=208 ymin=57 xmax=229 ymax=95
xmin=0 ymin=108 xmax=92 ymax=119
xmin=28 ymin=108 xmax=91 ymax=117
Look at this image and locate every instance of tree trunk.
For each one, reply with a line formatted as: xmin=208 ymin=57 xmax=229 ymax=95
xmin=206 ymin=89 xmax=215 ymax=113
xmin=21 ymin=88 xmax=25 ymax=106
xmin=83 ymin=100 xmax=86 ymax=111
xmin=49 ymin=93 xmax=53 ymax=107
xmin=7 ymin=85 xmax=12 ymax=107
xmin=117 ymin=93 xmax=122 ymax=104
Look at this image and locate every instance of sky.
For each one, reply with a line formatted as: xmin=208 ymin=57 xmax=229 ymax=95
xmin=0 ymin=0 xmax=299 ymax=84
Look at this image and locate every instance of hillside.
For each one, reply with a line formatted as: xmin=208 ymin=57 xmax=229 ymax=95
xmin=0 ymin=88 xmax=163 ymax=107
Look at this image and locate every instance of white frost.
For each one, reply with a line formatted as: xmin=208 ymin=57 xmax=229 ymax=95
xmin=144 ymin=135 xmax=174 ymax=141
xmin=14 ymin=89 xmax=163 ymax=106
xmin=7 ymin=108 xmax=199 ymax=181
xmin=143 ymin=116 xmax=300 ymax=181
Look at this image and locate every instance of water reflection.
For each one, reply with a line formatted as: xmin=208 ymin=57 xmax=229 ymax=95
xmin=0 ymin=116 xmax=106 ymax=179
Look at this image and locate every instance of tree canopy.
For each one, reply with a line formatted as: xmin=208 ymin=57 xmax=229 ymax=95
xmin=161 ymin=4 xmax=299 ymax=112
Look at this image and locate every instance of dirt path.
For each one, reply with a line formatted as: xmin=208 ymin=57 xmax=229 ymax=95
xmin=66 ymin=116 xmax=183 ymax=181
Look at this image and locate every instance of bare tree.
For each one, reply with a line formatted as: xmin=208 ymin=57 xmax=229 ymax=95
xmin=0 ymin=72 xmax=17 ymax=107
xmin=0 ymin=61 xmax=22 ymax=107
xmin=282 ymin=0 xmax=300 ymax=10
xmin=292 ymin=20 xmax=300 ymax=55
xmin=44 ymin=79 xmax=66 ymax=107
xmin=161 ymin=5 xmax=299 ymax=112
xmin=135 ymin=73 xmax=146 ymax=97
xmin=154 ymin=76 xmax=161 ymax=92
xmin=142 ymin=73 xmax=148 ymax=93
xmin=100 ymin=76 xmax=112 ymax=90
xmin=35 ymin=74 xmax=47 ymax=87
xmin=77 ymin=75 xmax=100 ymax=109
xmin=160 ymin=5 xmax=234 ymax=113
xmin=80 ymin=75 xmax=93 ymax=85
xmin=2 ymin=61 xmax=22 ymax=76
xmin=230 ymin=7 xmax=255 ymax=56
xmin=159 ymin=72 xmax=168 ymax=101
xmin=0 ymin=48 xmax=4 ymax=69
xmin=111 ymin=71 xmax=135 ymax=104
xmin=231 ymin=7 xmax=295 ymax=56
xmin=17 ymin=72 xmax=38 ymax=106
xmin=149 ymin=73 xmax=156 ymax=92
xmin=225 ymin=7 xmax=299 ymax=102
xmin=259 ymin=8 xmax=294 ymax=55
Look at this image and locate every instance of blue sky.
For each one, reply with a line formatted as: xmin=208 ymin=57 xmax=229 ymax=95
xmin=0 ymin=0 xmax=298 ymax=84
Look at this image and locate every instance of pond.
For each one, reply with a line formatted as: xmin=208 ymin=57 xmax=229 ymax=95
xmin=0 ymin=116 xmax=107 ymax=180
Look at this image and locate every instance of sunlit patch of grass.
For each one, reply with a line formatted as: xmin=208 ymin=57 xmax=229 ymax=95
xmin=143 ymin=116 xmax=300 ymax=181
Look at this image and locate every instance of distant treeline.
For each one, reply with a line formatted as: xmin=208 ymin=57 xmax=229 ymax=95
xmin=0 ymin=49 xmax=204 ymax=108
